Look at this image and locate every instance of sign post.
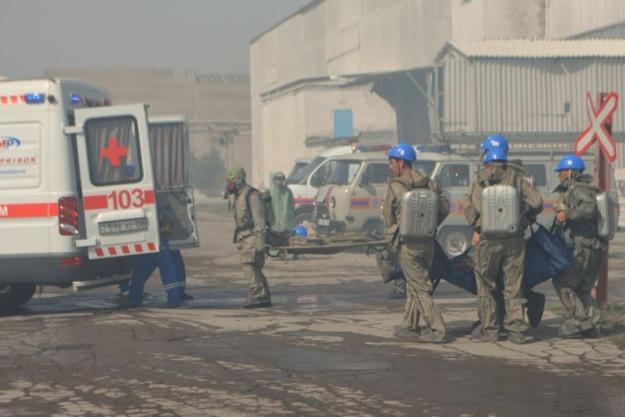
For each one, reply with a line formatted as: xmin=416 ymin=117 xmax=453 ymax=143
xmin=575 ymin=92 xmax=619 ymax=309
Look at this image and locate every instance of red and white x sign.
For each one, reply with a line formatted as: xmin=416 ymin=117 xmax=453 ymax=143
xmin=575 ymin=92 xmax=619 ymax=161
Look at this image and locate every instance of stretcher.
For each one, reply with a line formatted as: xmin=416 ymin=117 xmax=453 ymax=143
xmin=266 ymin=231 xmax=387 ymax=257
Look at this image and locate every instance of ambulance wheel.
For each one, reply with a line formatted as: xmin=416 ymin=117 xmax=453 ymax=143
xmin=0 ymin=284 xmax=36 ymax=314
xmin=438 ymin=228 xmax=471 ymax=258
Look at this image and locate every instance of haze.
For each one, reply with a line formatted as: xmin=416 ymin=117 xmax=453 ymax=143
xmin=0 ymin=0 xmax=310 ymax=77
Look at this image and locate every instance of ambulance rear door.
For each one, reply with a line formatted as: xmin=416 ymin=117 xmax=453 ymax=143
xmin=66 ymin=104 xmax=160 ymax=259
xmin=148 ymin=116 xmax=199 ymax=249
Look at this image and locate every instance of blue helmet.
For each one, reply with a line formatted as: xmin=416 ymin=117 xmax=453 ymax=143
xmin=480 ymin=134 xmax=510 ymax=154
xmin=388 ymin=143 xmax=416 ymax=163
xmin=483 ymin=148 xmax=508 ymax=164
xmin=293 ymin=225 xmax=308 ymax=237
xmin=555 ymin=155 xmax=585 ymax=172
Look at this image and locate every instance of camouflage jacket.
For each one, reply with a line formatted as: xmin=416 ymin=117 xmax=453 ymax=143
xmin=382 ymin=169 xmax=450 ymax=244
xmin=231 ymin=183 xmax=266 ymax=245
xmin=553 ymin=174 xmax=600 ymax=238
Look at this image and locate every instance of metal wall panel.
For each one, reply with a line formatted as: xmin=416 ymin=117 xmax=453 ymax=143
xmin=439 ymin=55 xmax=625 ymax=167
xmin=442 ymin=56 xmax=625 ymax=137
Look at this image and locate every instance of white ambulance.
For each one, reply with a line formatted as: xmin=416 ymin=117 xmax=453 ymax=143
xmin=0 ymin=78 xmax=197 ymax=312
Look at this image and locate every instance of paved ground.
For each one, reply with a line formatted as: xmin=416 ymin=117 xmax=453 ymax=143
xmin=1 ymin=210 xmax=625 ymax=416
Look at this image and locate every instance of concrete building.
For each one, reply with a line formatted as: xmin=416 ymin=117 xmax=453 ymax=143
xmin=44 ymin=69 xmax=252 ymax=173
xmin=251 ymin=0 xmax=625 ymax=182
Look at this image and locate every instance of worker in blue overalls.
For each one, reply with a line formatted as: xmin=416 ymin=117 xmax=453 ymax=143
xmin=124 ymin=201 xmax=186 ymax=308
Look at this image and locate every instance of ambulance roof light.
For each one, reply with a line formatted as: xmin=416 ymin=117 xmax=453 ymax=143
xmin=24 ymin=93 xmax=45 ymax=104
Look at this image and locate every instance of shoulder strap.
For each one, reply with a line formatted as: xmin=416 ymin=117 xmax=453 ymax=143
xmin=244 ymin=186 xmax=257 ymax=205
xmin=388 ymin=178 xmax=409 ymax=199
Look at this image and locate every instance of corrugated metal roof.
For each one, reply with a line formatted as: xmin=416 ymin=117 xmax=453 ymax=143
xmin=438 ymin=39 xmax=625 ymax=60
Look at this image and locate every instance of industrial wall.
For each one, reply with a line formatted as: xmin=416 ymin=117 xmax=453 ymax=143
xmin=258 ymin=83 xmax=396 ymax=183
xmin=452 ymin=0 xmax=545 ymax=41
xmin=251 ymin=0 xmax=453 ymax=98
xmin=546 ymin=0 xmax=625 ymax=38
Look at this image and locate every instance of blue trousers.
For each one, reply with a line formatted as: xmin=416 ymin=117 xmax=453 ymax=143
xmin=170 ymin=249 xmax=186 ymax=288
xmin=129 ymin=239 xmax=184 ymax=304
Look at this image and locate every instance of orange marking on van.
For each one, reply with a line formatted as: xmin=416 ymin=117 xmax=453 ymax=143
xmin=0 ymin=202 xmax=59 ymax=218
xmin=83 ymin=195 xmax=108 ymax=210
xmin=144 ymin=190 xmax=155 ymax=204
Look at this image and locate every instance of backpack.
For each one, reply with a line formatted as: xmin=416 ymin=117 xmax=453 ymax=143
xmin=245 ymin=187 xmax=275 ymax=228
xmin=567 ymin=181 xmax=616 ymax=241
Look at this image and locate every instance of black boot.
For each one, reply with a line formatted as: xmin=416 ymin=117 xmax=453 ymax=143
xmin=526 ymin=290 xmax=546 ymax=328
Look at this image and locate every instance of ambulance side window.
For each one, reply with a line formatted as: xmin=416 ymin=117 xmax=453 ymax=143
xmin=437 ymin=164 xmax=469 ymax=188
xmin=84 ymin=116 xmax=143 ymax=186
xmin=524 ymin=164 xmax=546 ymax=187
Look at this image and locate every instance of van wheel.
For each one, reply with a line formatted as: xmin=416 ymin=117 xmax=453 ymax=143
xmin=438 ymin=228 xmax=471 ymax=258
xmin=363 ymin=220 xmax=383 ymax=237
xmin=0 ymin=284 xmax=37 ymax=314
xmin=294 ymin=210 xmax=313 ymax=226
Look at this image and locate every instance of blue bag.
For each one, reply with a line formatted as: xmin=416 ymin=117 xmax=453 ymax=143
xmin=383 ymin=224 xmax=573 ymax=295
xmin=523 ymin=224 xmax=574 ymax=287
xmin=385 ymin=241 xmax=476 ymax=293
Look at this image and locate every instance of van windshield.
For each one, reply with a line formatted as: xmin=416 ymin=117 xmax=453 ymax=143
xmin=414 ymin=160 xmax=435 ymax=177
xmin=288 ymin=156 xmax=325 ymax=184
xmin=323 ymin=160 xmax=362 ymax=186
xmin=287 ymin=161 xmax=310 ymax=183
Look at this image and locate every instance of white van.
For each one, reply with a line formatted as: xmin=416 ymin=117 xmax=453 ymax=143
xmin=287 ymin=145 xmax=389 ymax=224
xmin=0 ymin=79 xmax=197 ymax=311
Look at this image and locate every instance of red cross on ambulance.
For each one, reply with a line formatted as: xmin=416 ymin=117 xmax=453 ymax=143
xmin=99 ymin=137 xmax=129 ymax=167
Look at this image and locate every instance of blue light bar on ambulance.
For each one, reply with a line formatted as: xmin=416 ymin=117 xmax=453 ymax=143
xmin=70 ymin=94 xmax=81 ymax=104
xmin=24 ymin=93 xmax=46 ymax=104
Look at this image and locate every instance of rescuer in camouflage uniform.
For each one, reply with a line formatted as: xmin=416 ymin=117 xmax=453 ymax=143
xmin=552 ymin=155 xmax=605 ymax=338
xmin=464 ymin=148 xmax=543 ymax=344
xmin=225 ymin=166 xmax=272 ymax=308
xmin=473 ymin=135 xmax=547 ymax=331
xmin=383 ymin=144 xmax=450 ymax=343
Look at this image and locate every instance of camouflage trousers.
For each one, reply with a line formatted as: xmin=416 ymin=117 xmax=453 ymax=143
xmin=552 ymin=236 xmax=604 ymax=332
xmin=237 ymin=237 xmax=271 ymax=303
xmin=398 ymin=240 xmax=446 ymax=336
xmin=473 ymin=236 xmax=527 ymax=336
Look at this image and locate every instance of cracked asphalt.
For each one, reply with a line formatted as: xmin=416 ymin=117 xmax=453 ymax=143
xmin=1 ymin=210 xmax=625 ymax=417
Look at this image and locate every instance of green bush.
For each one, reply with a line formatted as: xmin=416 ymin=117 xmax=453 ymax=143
xmin=191 ymin=149 xmax=226 ymax=196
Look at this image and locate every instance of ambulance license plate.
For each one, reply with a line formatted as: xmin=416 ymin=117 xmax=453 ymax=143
xmin=318 ymin=218 xmax=331 ymax=226
xmin=99 ymin=218 xmax=148 ymax=235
